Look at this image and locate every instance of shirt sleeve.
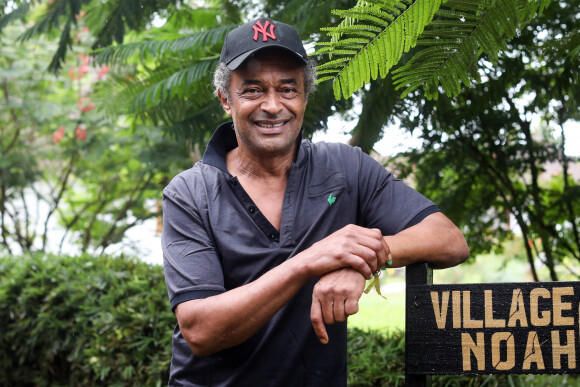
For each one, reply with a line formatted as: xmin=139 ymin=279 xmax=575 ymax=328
xmin=356 ymin=151 xmax=439 ymax=235
xmin=161 ymin=171 xmax=226 ymax=311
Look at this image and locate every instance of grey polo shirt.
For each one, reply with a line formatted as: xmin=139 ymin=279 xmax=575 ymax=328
xmin=162 ymin=122 xmax=438 ymax=386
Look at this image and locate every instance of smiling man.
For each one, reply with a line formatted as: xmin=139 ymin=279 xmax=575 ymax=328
xmin=161 ymin=18 xmax=469 ymax=386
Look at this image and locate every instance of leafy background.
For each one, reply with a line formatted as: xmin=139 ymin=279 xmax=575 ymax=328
xmin=0 ymin=0 xmax=579 ymax=384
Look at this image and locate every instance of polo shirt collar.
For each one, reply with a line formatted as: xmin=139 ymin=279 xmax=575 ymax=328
xmin=202 ymin=122 xmax=307 ymax=174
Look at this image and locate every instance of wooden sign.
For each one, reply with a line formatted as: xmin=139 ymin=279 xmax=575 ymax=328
xmin=406 ymin=281 xmax=580 ymax=375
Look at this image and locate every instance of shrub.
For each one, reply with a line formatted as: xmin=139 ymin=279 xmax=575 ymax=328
xmin=0 ymin=253 xmax=172 ymax=386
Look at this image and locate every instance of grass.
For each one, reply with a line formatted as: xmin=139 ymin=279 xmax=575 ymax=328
xmin=349 ymin=251 xmax=535 ymax=332
xmin=349 ymin=267 xmax=406 ymax=332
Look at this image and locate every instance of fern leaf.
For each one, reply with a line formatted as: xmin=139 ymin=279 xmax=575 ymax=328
xmin=333 ymin=78 xmax=342 ymax=100
xmin=317 ymin=76 xmax=337 ymax=83
xmin=96 ymin=26 xmax=232 ymax=66
xmin=317 ymin=57 xmax=352 ymax=71
xmin=47 ymin=17 xmax=74 ymax=73
xmin=393 ymin=0 xmax=552 ymax=99
xmin=332 ymin=9 xmax=392 ymax=26
xmin=369 ymin=41 xmax=379 ymax=80
xmin=0 ymin=2 xmax=30 ymax=34
xmin=129 ymin=59 xmax=217 ymax=112
xmin=317 ymin=0 xmax=444 ymax=100
xmin=316 ymin=38 xmax=371 ymax=47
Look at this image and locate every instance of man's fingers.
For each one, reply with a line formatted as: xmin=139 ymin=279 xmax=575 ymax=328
xmin=344 ymin=298 xmax=359 ymax=316
xmin=321 ymin=296 xmax=335 ymax=325
xmin=332 ymin=298 xmax=345 ymax=323
xmin=310 ymin=297 xmax=329 ymax=345
xmin=376 ymin=237 xmax=389 ymax=268
xmin=381 ymin=237 xmax=393 ymax=267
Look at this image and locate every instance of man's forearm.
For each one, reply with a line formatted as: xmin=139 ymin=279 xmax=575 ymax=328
xmin=384 ymin=212 xmax=469 ymax=269
xmin=176 ymin=257 xmax=311 ymax=357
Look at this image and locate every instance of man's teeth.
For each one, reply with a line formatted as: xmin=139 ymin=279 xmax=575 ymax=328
xmin=258 ymin=121 xmax=286 ymax=128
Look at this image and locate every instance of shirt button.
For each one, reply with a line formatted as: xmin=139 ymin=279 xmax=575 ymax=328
xmin=248 ymin=206 xmax=257 ymax=214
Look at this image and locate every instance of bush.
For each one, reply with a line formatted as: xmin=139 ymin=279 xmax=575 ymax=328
xmin=1 ymin=254 xmax=578 ymax=386
xmin=0 ymin=254 xmax=173 ymax=386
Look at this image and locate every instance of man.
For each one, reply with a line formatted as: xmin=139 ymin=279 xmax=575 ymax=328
xmin=162 ymin=18 xmax=468 ymax=386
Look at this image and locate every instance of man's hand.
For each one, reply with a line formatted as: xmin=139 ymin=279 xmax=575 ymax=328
xmin=300 ymin=225 xmax=391 ymax=280
xmin=310 ymin=268 xmax=366 ymax=344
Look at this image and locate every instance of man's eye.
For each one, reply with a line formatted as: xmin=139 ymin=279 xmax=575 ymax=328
xmin=281 ymin=88 xmax=298 ymax=96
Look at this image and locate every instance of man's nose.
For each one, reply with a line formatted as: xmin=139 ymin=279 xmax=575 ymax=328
xmin=261 ymin=90 xmax=283 ymax=114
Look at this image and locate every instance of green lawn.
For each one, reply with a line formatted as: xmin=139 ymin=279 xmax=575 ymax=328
xmin=349 ymin=268 xmax=406 ymax=332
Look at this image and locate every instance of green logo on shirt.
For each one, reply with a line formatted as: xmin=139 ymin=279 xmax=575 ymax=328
xmin=328 ymin=193 xmax=337 ymax=206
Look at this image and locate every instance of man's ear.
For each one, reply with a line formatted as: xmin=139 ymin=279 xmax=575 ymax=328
xmin=217 ymin=90 xmax=232 ymax=116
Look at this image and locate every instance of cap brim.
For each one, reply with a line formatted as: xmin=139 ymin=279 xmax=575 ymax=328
xmin=226 ymin=46 xmax=307 ymax=70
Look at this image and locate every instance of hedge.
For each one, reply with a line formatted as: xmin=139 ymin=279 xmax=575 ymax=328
xmin=1 ymin=254 xmax=577 ymax=386
xmin=0 ymin=254 xmax=172 ymax=386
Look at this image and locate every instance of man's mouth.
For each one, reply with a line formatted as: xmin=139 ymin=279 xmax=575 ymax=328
xmin=256 ymin=120 xmax=288 ymax=129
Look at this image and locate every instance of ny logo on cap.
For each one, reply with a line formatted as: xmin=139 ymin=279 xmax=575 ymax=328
xmin=253 ymin=20 xmax=276 ymax=42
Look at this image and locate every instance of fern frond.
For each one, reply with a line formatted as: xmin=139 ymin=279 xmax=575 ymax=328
xmin=17 ymin=0 xmax=75 ymax=42
xmin=0 ymin=2 xmax=30 ymax=34
xmin=321 ymin=24 xmax=383 ymax=38
xmin=96 ymin=26 xmax=233 ymax=66
xmin=316 ymin=0 xmax=443 ymax=100
xmin=392 ymin=0 xmax=551 ymax=99
xmin=13 ymin=0 xmax=84 ymax=72
xmin=93 ymin=57 xmax=218 ymax=123
xmin=316 ymin=57 xmax=352 ymax=71
xmin=47 ymin=17 xmax=74 ymax=73
xmin=128 ymin=58 xmax=217 ymax=113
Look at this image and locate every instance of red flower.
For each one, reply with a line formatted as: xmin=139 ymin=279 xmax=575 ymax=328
xmin=68 ymin=67 xmax=83 ymax=80
xmin=78 ymin=54 xmax=90 ymax=66
xmin=53 ymin=126 xmax=65 ymax=143
xmin=97 ymin=65 xmax=110 ymax=80
xmin=75 ymin=126 xmax=87 ymax=141
xmin=78 ymin=97 xmax=95 ymax=112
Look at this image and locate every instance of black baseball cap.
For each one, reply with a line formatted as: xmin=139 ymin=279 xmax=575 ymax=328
xmin=220 ymin=18 xmax=308 ymax=70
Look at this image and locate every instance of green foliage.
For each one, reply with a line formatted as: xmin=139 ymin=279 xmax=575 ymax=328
xmin=315 ymin=0 xmax=552 ymax=100
xmin=0 ymin=0 xmax=186 ymax=73
xmin=392 ymin=0 xmax=550 ymax=99
xmin=90 ymin=6 xmax=237 ymax=143
xmin=347 ymin=328 xmax=406 ymax=386
xmin=391 ymin=0 xmax=580 ymax=280
xmin=0 ymin=21 xmax=191 ymax=256
xmin=0 ymin=253 xmax=173 ymax=386
xmin=2 ymin=254 xmax=576 ymax=386
xmin=315 ymin=0 xmax=443 ymax=100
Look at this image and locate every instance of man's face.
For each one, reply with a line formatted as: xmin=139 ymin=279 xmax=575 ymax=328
xmin=218 ymin=50 xmax=308 ymax=158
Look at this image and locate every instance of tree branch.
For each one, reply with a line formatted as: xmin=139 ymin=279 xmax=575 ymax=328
xmin=557 ymin=115 xmax=580 ymax=256
xmin=41 ymin=151 xmax=76 ymax=251
xmin=1 ymin=78 xmax=22 ymax=153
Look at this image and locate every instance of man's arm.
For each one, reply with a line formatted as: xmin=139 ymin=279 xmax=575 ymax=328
xmin=383 ymin=212 xmax=469 ymax=269
xmin=310 ymin=212 xmax=468 ymax=343
xmin=175 ymin=225 xmax=390 ymax=357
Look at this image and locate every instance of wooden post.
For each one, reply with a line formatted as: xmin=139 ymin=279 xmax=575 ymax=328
xmin=405 ymin=262 xmax=433 ymax=387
